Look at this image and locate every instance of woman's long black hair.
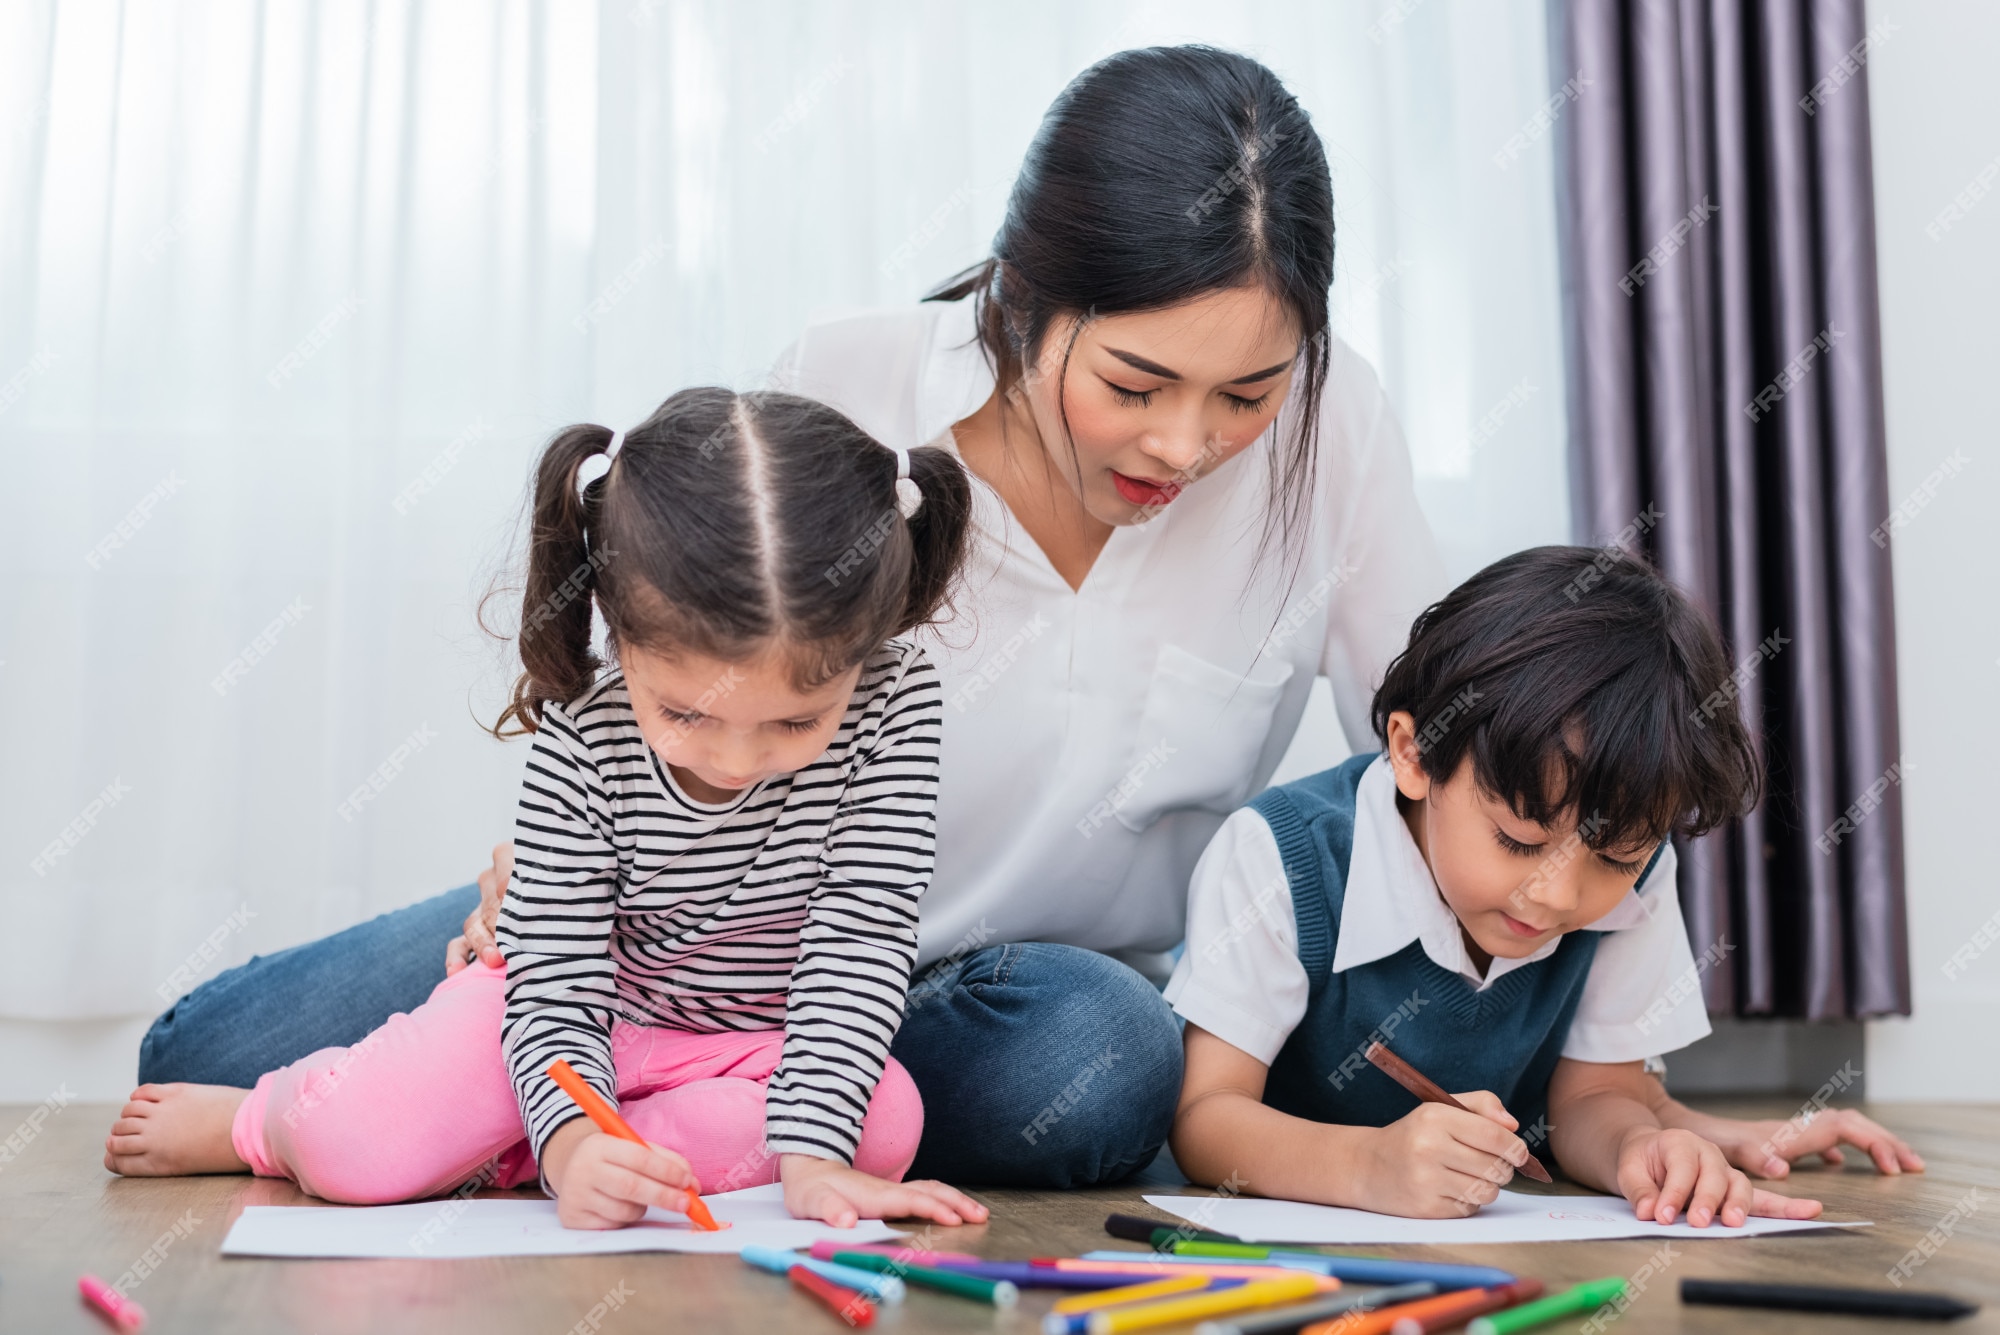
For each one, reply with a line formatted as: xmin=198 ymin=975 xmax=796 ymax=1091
xmin=928 ymin=45 xmax=1335 ymax=565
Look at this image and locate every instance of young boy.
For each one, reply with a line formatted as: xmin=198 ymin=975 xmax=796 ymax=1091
xmin=1168 ymin=547 xmax=1922 ymax=1225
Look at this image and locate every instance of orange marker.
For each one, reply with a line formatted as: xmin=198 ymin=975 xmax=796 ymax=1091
xmin=1302 ymin=1280 xmax=1544 ymax=1335
xmin=1386 ymin=1280 xmax=1545 ymax=1334
xmin=546 ymin=1058 xmax=725 ymax=1230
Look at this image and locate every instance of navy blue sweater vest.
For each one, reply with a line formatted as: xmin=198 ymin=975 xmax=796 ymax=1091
xmin=1254 ymin=754 xmax=1606 ymax=1140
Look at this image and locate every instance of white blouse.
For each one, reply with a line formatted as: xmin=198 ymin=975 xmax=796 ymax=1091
xmin=772 ymin=297 xmax=1447 ymax=975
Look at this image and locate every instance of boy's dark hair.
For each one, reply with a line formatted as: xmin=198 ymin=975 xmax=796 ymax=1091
xmin=927 ymin=44 xmax=1334 ymax=571
xmin=1369 ymin=545 xmax=1761 ymax=849
xmin=489 ymin=387 xmax=972 ymax=736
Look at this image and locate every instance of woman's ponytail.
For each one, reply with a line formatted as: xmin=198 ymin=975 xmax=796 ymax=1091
xmin=489 ymin=423 xmax=618 ymax=736
xmin=895 ymin=442 xmax=973 ymax=634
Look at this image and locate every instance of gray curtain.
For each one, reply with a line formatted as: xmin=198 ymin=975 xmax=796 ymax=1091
xmin=1548 ymin=0 xmax=1909 ymax=1018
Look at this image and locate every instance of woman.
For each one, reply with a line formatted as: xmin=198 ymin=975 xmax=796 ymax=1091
xmin=137 ymin=45 xmax=1444 ymax=1188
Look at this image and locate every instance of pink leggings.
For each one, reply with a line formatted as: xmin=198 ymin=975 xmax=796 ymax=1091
xmin=229 ymin=962 xmax=923 ymax=1204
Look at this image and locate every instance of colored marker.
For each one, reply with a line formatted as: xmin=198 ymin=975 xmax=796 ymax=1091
xmin=741 ymin=1245 xmax=907 ymax=1304
xmin=807 ymin=1239 xmax=982 ymax=1264
xmin=1055 ymin=1273 xmax=1214 ymax=1314
xmin=1680 ymin=1278 xmax=1979 ymax=1321
xmin=1364 ymin=1042 xmax=1552 ymax=1183
xmin=1088 ymin=1274 xmax=1323 ymax=1334
xmin=1105 ymin=1211 xmax=1244 ymax=1248
xmin=1467 ymin=1277 xmax=1626 ymax=1335
xmin=1041 ymin=1258 xmax=1344 ymax=1288
xmin=1192 ymin=1282 xmax=1439 ymax=1335
xmin=1303 ymin=1279 xmax=1544 ymax=1335
xmin=828 ymin=1250 xmax=1018 ymax=1307
xmin=545 ymin=1059 xmax=724 ymax=1231
xmin=789 ymin=1264 xmax=876 ymax=1328
xmin=1162 ymin=1243 xmax=1338 ymax=1275
xmin=1386 ymin=1280 xmax=1545 ymax=1334
xmin=1048 ymin=1280 xmax=1249 ymax=1335
xmin=944 ymin=1259 xmax=1175 ymax=1290
xmin=78 ymin=1275 xmax=147 ymax=1331
xmin=1096 ymin=1249 xmax=1513 ymax=1292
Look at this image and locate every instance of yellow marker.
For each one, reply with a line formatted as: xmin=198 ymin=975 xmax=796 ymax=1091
xmin=1052 ymin=1273 xmax=1212 ymax=1315
xmin=1086 ymin=1274 xmax=1321 ymax=1334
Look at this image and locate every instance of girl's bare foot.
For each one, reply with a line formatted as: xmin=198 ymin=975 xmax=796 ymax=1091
xmin=104 ymin=1083 xmax=252 ymax=1176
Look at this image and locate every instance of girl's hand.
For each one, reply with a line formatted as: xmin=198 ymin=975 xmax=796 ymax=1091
xmin=1615 ymin=1126 xmax=1823 ymax=1227
xmin=446 ymin=842 xmax=513 ymax=975
xmin=1354 ymin=1091 xmax=1531 ymax=1217
xmin=1704 ymin=1109 xmax=1925 ymax=1179
xmin=778 ymin=1153 xmax=989 ymax=1229
xmin=543 ymin=1119 xmax=702 ymax=1230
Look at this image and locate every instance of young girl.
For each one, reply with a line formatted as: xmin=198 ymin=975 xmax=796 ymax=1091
xmin=106 ymin=387 xmax=990 ymax=1231
xmin=1169 ymin=546 xmax=1923 ymax=1226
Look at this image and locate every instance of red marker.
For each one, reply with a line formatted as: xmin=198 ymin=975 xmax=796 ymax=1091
xmin=790 ymin=1263 xmax=877 ymax=1327
xmin=546 ymin=1059 xmax=725 ymax=1230
xmin=79 ymin=1274 xmax=147 ymax=1330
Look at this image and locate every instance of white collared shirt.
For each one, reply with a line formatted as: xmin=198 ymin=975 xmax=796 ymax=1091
xmin=1164 ymin=756 xmax=1714 ymax=1065
xmin=773 ymin=299 xmax=1449 ymax=972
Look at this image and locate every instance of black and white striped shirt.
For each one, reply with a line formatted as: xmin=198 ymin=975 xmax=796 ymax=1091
xmin=497 ymin=640 xmax=939 ymax=1165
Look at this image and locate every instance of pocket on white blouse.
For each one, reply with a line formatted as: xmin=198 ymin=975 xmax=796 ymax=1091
xmin=1111 ymin=644 xmax=1296 ymax=834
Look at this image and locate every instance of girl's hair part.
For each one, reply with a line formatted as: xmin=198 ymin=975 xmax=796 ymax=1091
xmin=488 ymin=388 xmax=972 ymax=736
xmin=1369 ymin=545 xmax=1763 ymax=850
xmin=926 ymin=44 xmax=1334 ymax=570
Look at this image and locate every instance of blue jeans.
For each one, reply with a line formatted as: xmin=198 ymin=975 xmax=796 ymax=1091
xmin=139 ymin=887 xmax=1183 ymax=1188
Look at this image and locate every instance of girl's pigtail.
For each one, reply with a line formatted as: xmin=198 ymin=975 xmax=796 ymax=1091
xmin=490 ymin=424 xmax=618 ymax=737
xmin=895 ymin=443 xmax=973 ymax=633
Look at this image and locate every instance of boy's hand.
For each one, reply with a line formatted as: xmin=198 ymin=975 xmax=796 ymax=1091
xmin=1616 ymin=1126 xmax=1823 ymax=1227
xmin=1703 ymin=1109 xmax=1924 ymax=1179
xmin=778 ymin=1154 xmax=989 ymax=1229
xmin=542 ymin=1118 xmax=702 ymax=1230
xmin=1356 ymin=1090 xmax=1531 ymax=1217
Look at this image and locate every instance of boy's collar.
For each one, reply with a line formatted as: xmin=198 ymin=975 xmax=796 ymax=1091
xmin=1330 ymin=754 xmax=1668 ymax=989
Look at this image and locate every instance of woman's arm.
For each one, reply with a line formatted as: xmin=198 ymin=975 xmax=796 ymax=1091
xmin=1173 ymin=1024 xmax=1533 ymax=1218
xmin=1647 ymin=1081 xmax=1924 ymax=1177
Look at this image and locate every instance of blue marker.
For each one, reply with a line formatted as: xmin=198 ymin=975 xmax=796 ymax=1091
xmin=740 ymin=1245 xmax=907 ymax=1303
xmin=1078 ymin=1249 xmax=1339 ymax=1276
xmin=1082 ymin=1249 xmax=1517 ymax=1291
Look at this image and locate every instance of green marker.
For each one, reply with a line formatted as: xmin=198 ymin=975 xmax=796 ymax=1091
xmin=1468 ymin=1277 xmax=1626 ymax=1334
xmin=1171 ymin=1240 xmax=1277 ymax=1260
xmin=827 ymin=1250 xmax=1019 ymax=1308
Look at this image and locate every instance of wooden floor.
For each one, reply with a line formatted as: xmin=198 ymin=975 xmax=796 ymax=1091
xmin=4 ymin=1098 xmax=1995 ymax=1334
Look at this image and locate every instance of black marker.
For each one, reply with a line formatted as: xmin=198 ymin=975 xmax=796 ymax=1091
xmin=1103 ymin=1211 xmax=1242 ymax=1249
xmin=1681 ymin=1278 xmax=1978 ymax=1321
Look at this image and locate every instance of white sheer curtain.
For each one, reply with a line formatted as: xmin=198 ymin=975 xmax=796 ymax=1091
xmin=0 ymin=0 xmax=1567 ymax=1028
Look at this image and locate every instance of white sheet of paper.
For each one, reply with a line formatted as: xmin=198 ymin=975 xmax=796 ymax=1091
xmin=1143 ymin=1191 xmax=1869 ymax=1245
xmin=221 ymin=1183 xmax=904 ymax=1259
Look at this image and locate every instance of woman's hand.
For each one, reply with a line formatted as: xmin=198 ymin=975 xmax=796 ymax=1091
xmin=542 ymin=1119 xmax=702 ymax=1231
xmin=445 ymin=842 xmax=513 ymax=975
xmin=1353 ymin=1091 xmax=1530 ymax=1217
xmin=1615 ymin=1126 xmax=1822 ymax=1227
xmin=1699 ymin=1108 xmax=1925 ymax=1179
xmin=778 ymin=1153 xmax=989 ymax=1229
